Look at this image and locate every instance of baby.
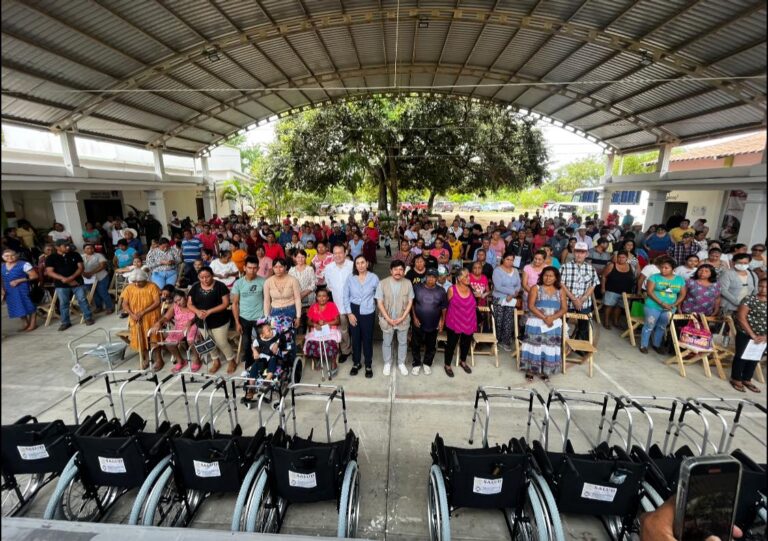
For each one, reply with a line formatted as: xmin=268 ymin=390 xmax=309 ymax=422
xmin=250 ymin=321 xmax=287 ymax=382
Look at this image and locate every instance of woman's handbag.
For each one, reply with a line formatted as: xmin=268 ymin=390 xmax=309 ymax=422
xmin=630 ymin=300 xmax=645 ymax=319
xmin=194 ymin=321 xmax=217 ymax=355
xmin=679 ymin=314 xmax=713 ymax=352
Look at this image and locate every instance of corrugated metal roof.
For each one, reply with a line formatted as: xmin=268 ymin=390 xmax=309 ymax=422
xmin=1 ymin=0 xmax=764 ymax=155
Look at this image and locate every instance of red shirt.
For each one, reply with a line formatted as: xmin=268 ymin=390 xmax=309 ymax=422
xmin=197 ymin=233 xmax=218 ymax=251
xmin=245 ymin=235 xmax=262 ymax=256
xmin=264 ymin=242 xmax=285 ymax=261
xmin=307 ymin=301 xmax=340 ymax=326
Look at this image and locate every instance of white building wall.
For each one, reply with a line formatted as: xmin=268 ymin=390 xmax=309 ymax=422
xmin=164 ymin=190 xmax=202 ymax=222
xmin=666 ymin=190 xmax=727 ymax=224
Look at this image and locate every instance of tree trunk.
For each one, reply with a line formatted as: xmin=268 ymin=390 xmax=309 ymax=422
xmin=387 ymin=153 xmax=399 ymax=213
xmin=377 ymin=172 xmax=388 ymax=212
xmin=427 ymin=190 xmax=436 ymax=214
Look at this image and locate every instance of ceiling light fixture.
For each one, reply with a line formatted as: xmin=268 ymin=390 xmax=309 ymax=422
xmin=418 ymin=18 xmax=429 ymax=28
xmin=206 ymin=49 xmax=221 ymax=62
xmin=639 ymin=51 xmax=653 ymax=67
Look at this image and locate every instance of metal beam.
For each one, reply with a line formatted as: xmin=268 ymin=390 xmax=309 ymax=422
xmin=430 ymin=0 xmax=462 ymax=89
xmin=449 ymin=0 xmax=502 ymax=95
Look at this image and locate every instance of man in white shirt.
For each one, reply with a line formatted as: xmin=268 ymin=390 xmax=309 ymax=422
xmin=575 ymin=226 xmax=594 ymax=250
xmin=324 ymin=244 xmax=354 ymax=362
xmin=447 ymin=220 xmax=463 ymax=239
xmin=403 ymin=224 xmax=419 ymax=243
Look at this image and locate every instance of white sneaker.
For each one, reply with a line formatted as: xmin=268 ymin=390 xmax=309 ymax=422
xmin=423 ymin=365 xmax=432 ymax=375
xmin=411 ymin=365 xmax=420 ymax=376
xmin=383 ymin=364 xmax=391 ymax=376
xmin=398 ymin=364 xmax=408 ymax=376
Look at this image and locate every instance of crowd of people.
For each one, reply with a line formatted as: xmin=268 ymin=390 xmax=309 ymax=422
xmin=1 ymin=206 xmax=766 ymax=393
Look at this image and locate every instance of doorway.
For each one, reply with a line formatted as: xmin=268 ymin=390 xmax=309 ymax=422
xmin=662 ymin=202 xmax=688 ymax=225
xmin=196 ymin=198 xmax=205 ymax=220
xmin=84 ymin=199 xmax=124 ymax=225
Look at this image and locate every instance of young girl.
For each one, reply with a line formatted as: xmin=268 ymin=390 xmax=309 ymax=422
xmin=383 ymin=231 xmax=392 ymax=257
xmin=150 ymin=290 xmax=201 ymax=373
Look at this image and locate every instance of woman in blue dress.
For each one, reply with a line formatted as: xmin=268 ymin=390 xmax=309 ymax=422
xmin=1 ymin=248 xmax=38 ymax=331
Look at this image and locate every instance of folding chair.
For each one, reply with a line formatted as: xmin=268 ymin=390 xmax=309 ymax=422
xmin=513 ymin=308 xmax=525 ymax=370
xmin=562 ymin=313 xmax=596 ymax=377
xmin=40 ymin=288 xmax=84 ymax=327
xmin=621 ymin=293 xmax=645 ymax=347
xmin=467 ymin=306 xmax=498 ymax=367
xmin=591 ymin=292 xmax=602 ymax=325
xmin=665 ymin=314 xmax=724 ymax=379
xmin=709 ymin=315 xmax=764 ymax=383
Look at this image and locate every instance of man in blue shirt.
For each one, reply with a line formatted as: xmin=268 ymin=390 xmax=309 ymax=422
xmin=181 ymin=229 xmax=203 ymax=284
xmin=278 ymin=223 xmax=293 ymax=247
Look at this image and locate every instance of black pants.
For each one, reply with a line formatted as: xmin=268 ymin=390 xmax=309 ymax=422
xmin=183 ymin=262 xmax=197 ymax=285
xmin=350 ymin=303 xmax=375 ymax=368
xmin=573 ymin=306 xmax=592 ymax=341
xmin=412 ymin=327 xmax=438 ymax=367
xmin=731 ymin=330 xmax=758 ymax=381
xmin=239 ymin=317 xmax=258 ymax=369
xmin=385 ymin=245 xmax=392 ymax=256
xmin=445 ymin=328 xmax=472 ymax=366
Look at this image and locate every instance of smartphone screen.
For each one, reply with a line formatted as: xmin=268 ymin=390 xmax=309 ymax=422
xmin=679 ymin=461 xmax=741 ymax=541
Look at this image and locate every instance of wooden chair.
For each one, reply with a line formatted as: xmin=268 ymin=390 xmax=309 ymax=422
xmin=38 ymin=287 xmax=59 ymax=327
xmin=562 ymin=312 xmax=596 ymax=377
xmin=621 ymin=293 xmax=645 ymax=347
xmin=513 ymin=309 xmax=525 ymax=370
xmin=665 ymin=314 xmax=724 ymax=379
xmin=591 ymin=292 xmax=602 ymax=325
xmin=709 ymin=315 xmax=765 ymax=383
xmin=39 ymin=287 xmax=87 ymax=327
xmin=467 ymin=306 xmax=499 ymax=367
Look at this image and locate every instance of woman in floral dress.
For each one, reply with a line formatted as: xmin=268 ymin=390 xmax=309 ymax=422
xmin=520 ymin=267 xmax=567 ymax=382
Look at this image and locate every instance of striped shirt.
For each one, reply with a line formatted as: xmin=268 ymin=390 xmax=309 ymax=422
xmin=181 ymin=238 xmax=203 ymax=263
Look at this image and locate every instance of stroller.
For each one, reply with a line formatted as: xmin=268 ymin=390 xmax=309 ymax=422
xmin=240 ymin=315 xmax=303 ymax=409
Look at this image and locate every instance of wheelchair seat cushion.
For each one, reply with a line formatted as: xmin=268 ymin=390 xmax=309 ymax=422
xmin=172 ymin=437 xmax=248 ymax=493
xmin=448 ymin=449 xmax=528 ymax=510
xmin=1 ymin=422 xmax=74 ymax=475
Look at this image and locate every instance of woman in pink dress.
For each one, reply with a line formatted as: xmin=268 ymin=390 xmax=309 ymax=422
xmin=443 ymin=268 xmax=476 ymax=377
xmin=150 ymin=289 xmax=201 ymax=373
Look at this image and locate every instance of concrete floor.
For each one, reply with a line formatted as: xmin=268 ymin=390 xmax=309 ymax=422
xmin=2 ymin=257 xmax=766 ymax=540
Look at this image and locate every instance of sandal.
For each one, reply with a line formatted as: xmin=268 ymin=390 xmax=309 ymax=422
xmin=540 ymin=374 xmax=550 ymax=382
xmin=729 ymin=379 xmax=746 ymax=393
xmin=525 ymin=373 xmax=534 ymax=382
xmin=742 ymin=381 xmax=761 ymax=393
xmin=190 ymin=362 xmax=203 ymax=373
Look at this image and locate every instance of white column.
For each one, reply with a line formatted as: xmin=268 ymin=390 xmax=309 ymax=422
xmin=737 ymin=190 xmax=767 ymax=247
xmin=656 ymin=143 xmax=674 ymax=175
xmin=598 ymin=190 xmax=612 ymax=220
xmin=617 ymin=155 xmax=625 ymax=176
xmin=152 ymin=148 xmax=166 ymax=180
xmin=146 ymin=190 xmax=170 ymax=237
xmin=2 ymin=191 xmax=18 ymax=227
xmin=201 ymin=156 xmax=211 ymax=178
xmin=202 ymin=187 xmax=217 ymax=220
xmin=644 ymin=189 xmax=669 ymax=228
xmin=50 ymin=189 xmax=84 ymax=247
xmin=59 ymin=132 xmax=80 ymax=176
xmin=603 ymin=153 xmax=615 ymax=178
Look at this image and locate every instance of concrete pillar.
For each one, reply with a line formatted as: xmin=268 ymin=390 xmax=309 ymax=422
xmin=146 ymin=190 xmax=169 ymax=237
xmin=50 ymin=189 xmax=84 ymax=247
xmin=598 ymin=190 xmax=612 ymax=220
xmin=2 ymin=191 xmax=18 ymax=227
xmin=603 ymin=153 xmax=615 ymax=178
xmin=152 ymin=148 xmax=166 ymax=180
xmin=737 ymin=190 xmax=767 ymax=247
xmin=201 ymin=156 xmax=211 ymax=178
xmin=202 ymin=187 xmax=217 ymax=220
xmin=59 ymin=132 xmax=80 ymax=176
xmin=644 ymin=189 xmax=669 ymax=228
xmin=656 ymin=143 xmax=674 ymax=175
xmin=617 ymin=155 xmax=624 ymax=176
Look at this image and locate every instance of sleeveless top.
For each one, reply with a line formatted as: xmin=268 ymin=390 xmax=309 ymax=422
xmin=605 ymin=265 xmax=635 ymax=294
xmin=445 ymin=285 xmax=477 ymax=335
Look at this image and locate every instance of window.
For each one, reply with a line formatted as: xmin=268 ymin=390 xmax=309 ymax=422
xmin=611 ymin=191 xmax=641 ymax=205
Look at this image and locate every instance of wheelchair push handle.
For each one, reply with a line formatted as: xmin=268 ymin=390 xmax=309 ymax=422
xmin=14 ymin=415 xmax=39 ymax=425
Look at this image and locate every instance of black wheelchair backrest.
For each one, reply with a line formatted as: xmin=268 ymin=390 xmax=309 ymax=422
xmin=447 ymin=446 xmax=529 ymax=511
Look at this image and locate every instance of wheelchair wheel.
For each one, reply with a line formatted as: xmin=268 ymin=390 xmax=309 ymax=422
xmin=427 ymin=465 xmax=451 ymax=541
xmin=142 ymin=465 xmax=200 ymax=527
xmin=128 ymin=455 xmax=172 ymax=525
xmin=641 ymin=481 xmax=664 ymax=509
xmin=508 ymin=484 xmax=550 ymax=541
xmin=44 ymin=465 xmax=119 ymax=522
xmin=244 ymin=468 xmax=282 ymax=533
xmin=292 ymin=357 xmax=303 ymax=385
xmin=231 ymin=458 xmax=265 ymax=531
xmin=2 ymin=472 xmax=43 ymax=516
xmin=337 ymin=460 xmax=360 ymax=538
xmin=529 ymin=470 xmax=564 ymax=541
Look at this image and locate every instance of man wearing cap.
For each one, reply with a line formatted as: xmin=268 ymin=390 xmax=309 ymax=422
xmin=375 ymin=260 xmax=415 ymax=377
xmin=437 ymin=265 xmax=451 ymax=291
xmin=45 ymin=240 xmax=95 ymax=331
xmin=561 ymin=241 xmax=600 ymax=340
xmin=667 ymin=231 xmax=699 ymax=265
xmin=574 ymin=225 xmax=594 ymax=250
xmin=411 ymin=268 xmax=448 ymax=376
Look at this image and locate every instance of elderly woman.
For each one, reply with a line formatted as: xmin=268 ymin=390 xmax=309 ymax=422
xmin=146 ymin=237 xmax=179 ymax=288
xmin=730 ymin=277 xmax=767 ymax=393
xmin=304 ymin=288 xmax=341 ymax=376
xmin=264 ymin=258 xmax=302 ymax=326
xmin=443 ymin=268 xmax=476 ymax=377
xmin=121 ymin=269 xmax=162 ymax=370
xmin=1 ymin=248 xmax=38 ymax=331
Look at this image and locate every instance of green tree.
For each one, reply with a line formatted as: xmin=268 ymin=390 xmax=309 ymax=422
xmin=220 ymin=178 xmax=254 ymax=214
xmin=550 ymin=155 xmax=605 ymax=193
xmin=613 ymin=151 xmax=658 ymax=175
xmin=270 ymin=97 xmax=548 ymax=213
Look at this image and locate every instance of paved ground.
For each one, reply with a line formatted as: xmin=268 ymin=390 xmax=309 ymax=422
xmin=2 ymin=253 xmax=765 ymax=540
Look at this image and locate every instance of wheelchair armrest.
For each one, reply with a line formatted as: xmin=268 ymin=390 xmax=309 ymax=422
xmin=674 ymin=445 xmax=694 ymax=458
xmin=149 ymin=424 xmax=182 ymax=457
xmin=631 ymin=445 xmax=671 ymax=492
xmin=731 ymin=448 xmax=764 ymax=472
xmin=612 ymin=445 xmax=632 ymax=462
xmin=244 ymin=426 xmax=268 ymax=460
xmin=75 ymin=410 xmax=108 ymax=435
xmin=341 ymin=429 xmax=359 ymax=464
xmin=182 ymin=423 xmax=200 ymax=439
xmin=32 ymin=419 xmax=67 ymax=441
xmin=431 ymin=434 xmax=448 ymax=469
xmin=14 ymin=415 xmax=38 ymax=425
xmin=531 ymin=440 xmax=554 ymax=482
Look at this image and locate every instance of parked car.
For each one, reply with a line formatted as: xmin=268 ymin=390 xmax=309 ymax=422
xmin=433 ymin=201 xmax=454 ymax=212
xmin=497 ymin=201 xmax=516 ymax=212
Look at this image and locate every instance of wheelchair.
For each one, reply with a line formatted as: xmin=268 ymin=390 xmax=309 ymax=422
xmin=428 ymin=386 xmax=563 ymax=541
xmin=134 ymin=376 xmax=268 ymax=530
xmin=243 ymin=383 xmax=361 ymax=538
xmin=42 ymin=369 xmax=175 ymax=522
xmin=1 ymin=411 xmax=109 ymax=517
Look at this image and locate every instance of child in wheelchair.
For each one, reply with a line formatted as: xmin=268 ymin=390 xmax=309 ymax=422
xmin=150 ymin=289 xmax=201 ymax=373
xmin=243 ymin=316 xmax=297 ymax=402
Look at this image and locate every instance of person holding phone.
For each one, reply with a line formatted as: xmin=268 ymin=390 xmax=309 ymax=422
xmin=729 ymin=277 xmax=767 ymax=393
xmin=640 ymin=497 xmax=743 ymax=541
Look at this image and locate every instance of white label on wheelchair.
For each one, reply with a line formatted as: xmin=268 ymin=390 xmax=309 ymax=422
xmin=17 ymin=444 xmax=49 ymax=460
xmin=98 ymin=456 xmax=127 ymax=474
xmin=581 ymin=482 xmax=617 ymax=502
xmin=472 ymin=477 xmax=503 ymax=495
xmin=289 ymin=471 xmax=317 ymax=489
xmin=193 ymin=460 xmax=221 ymax=478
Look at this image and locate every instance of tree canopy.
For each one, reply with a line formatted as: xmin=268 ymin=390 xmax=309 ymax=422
xmin=269 ymin=96 xmax=549 ymax=212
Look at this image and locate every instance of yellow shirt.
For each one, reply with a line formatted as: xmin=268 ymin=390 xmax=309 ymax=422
xmin=669 ymin=226 xmax=692 ymax=243
xmin=17 ymin=228 xmax=35 ymax=249
xmin=305 ymin=248 xmax=317 ymax=264
xmin=448 ymin=240 xmax=463 ymax=260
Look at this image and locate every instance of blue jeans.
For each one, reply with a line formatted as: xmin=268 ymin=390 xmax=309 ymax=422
xmin=641 ymin=306 xmax=673 ymax=349
xmin=151 ymin=269 xmax=178 ymax=289
xmin=92 ymin=275 xmax=114 ymax=311
xmin=56 ymin=286 xmax=93 ymax=325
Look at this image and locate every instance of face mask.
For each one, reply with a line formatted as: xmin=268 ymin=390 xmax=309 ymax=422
xmin=735 ymin=263 xmax=749 ymax=271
